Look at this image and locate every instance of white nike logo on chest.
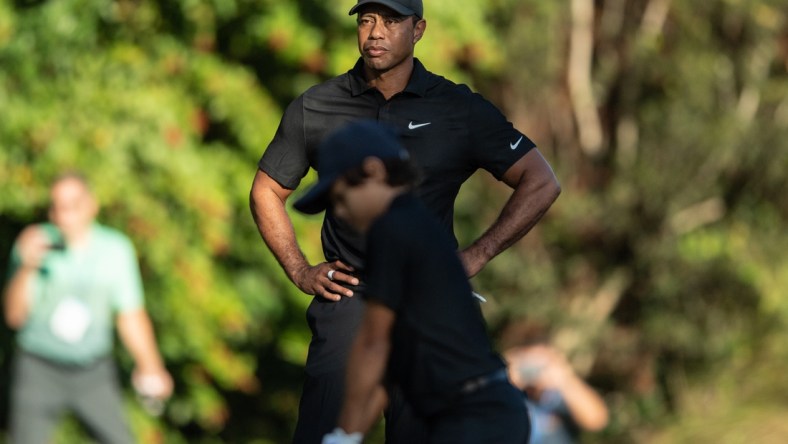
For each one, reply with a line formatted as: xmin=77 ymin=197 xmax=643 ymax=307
xmin=408 ymin=121 xmax=431 ymax=130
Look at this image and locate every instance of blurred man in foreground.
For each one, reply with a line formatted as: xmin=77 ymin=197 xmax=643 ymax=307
xmin=3 ymin=172 xmax=173 ymax=443
xmin=294 ymin=121 xmax=531 ymax=444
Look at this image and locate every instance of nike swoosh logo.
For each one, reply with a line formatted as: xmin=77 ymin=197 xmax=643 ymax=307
xmin=408 ymin=121 xmax=431 ymax=130
xmin=510 ymin=136 xmax=524 ymax=150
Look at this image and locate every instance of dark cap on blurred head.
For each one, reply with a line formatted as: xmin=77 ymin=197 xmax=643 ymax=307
xmin=349 ymin=0 xmax=423 ymax=18
xmin=294 ymin=120 xmax=410 ymax=215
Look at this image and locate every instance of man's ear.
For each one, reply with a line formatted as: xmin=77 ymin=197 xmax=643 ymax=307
xmin=413 ymin=19 xmax=426 ymax=44
xmin=362 ymin=157 xmax=388 ymax=182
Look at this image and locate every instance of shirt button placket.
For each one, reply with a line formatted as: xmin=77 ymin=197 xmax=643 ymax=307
xmin=378 ymin=102 xmax=391 ymax=126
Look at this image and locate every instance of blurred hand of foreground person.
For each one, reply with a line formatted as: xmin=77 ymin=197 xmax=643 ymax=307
xmin=119 ymin=309 xmax=174 ymax=401
xmin=12 ymin=227 xmax=51 ymax=268
xmin=505 ymin=344 xmax=609 ymax=434
xmin=3 ymin=227 xmax=51 ymax=328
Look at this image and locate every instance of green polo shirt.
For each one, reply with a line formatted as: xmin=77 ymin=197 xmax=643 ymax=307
xmin=8 ymin=223 xmax=144 ymax=365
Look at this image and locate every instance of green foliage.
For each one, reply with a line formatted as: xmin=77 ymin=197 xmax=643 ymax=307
xmin=459 ymin=0 xmax=788 ymax=441
xmin=1 ymin=0 xmax=787 ymax=442
xmin=0 ymin=0 xmax=290 ymax=440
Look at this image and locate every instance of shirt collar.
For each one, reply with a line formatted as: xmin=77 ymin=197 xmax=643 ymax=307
xmin=348 ymin=58 xmax=430 ymax=98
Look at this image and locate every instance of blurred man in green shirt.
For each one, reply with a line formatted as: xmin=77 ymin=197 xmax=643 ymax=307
xmin=3 ymin=172 xmax=173 ymax=444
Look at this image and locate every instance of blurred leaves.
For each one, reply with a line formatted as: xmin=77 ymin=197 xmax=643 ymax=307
xmin=1 ymin=0 xmax=787 ymax=442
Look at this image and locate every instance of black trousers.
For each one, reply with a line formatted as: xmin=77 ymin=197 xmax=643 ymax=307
xmin=292 ymin=294 xmax=429 ymax=443
xmin=292 ymin=369 xmax=344 ymax=444
xmin=292 ymin=371 xmax=429 ymax=444
xmin=293 ymin=294 xmax=362 ymax=443
xmin=291 ymin=296 xmax=527 ymax=444
xmin=428 ymin=382 xmax=530 ymax=444
xmin=291 ymin=369 xmax=529 ymax=444
xmin=385 ymin=385 xmax=430 ymax=443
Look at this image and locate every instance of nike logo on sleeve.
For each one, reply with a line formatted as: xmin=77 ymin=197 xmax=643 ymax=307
xmin=510 ymin=136 xmax=524 ymax=150
xmin=408 ymin=121 xmax=432 ymax=130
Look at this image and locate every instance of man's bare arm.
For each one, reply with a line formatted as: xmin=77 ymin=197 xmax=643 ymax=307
xmin=117 ymin=309 xmax=174 ymax=399
xmin=337 ymin=302 xmax=393 ymax=434
xmin=3 ymin=267 xmax=36 ymax=329
xmin=460 ymin=148 xmax=561 ymax=277
xmin=3 ymin=226 xmax=49 ymax=329
xmin=249 ymin=170 xmax=358 ymax=300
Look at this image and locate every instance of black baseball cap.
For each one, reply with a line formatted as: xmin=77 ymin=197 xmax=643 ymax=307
xmin=348 ymin=0 xmax=423 ymax=18
xmin=294 ymin=120 xmax=410 ymax=215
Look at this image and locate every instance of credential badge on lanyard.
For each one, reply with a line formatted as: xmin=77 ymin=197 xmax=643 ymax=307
xmin=49 ymin=296 xmax=92 ymax=344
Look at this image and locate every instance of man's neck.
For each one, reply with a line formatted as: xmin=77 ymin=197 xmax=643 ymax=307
xmin=62 ymin=225 xmax=93 ymax=249
xmin=364 ymin=58 xmax=414 ymax=100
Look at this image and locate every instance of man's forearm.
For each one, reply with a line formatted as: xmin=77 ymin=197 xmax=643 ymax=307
xmin=249 ymin=173 xmax=310 ymax=284
xmin=559 ymin=374 xmax=609 ymax=431
xmin=118 ymin=309 xmax=174 ymax=400
xmin=338 ymin=309 xmax=392 ymax=434
xmin=117 ymin=310 xmax=165 ymax=372
xmin=339 ymin=344 xmax=390 ymax=434
xmin=250 ymin=171 xmax=357 ymax=300
xmin=2 ymin=267 xmax=36 ymax=329
xmin=463 ymin=171 xmax=560 ymax=276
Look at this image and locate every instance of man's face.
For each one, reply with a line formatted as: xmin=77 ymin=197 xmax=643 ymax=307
xmin=329 ymin=166 xmax=389 ymax=233
xmin=49 ymin=178 xmax=97 ymax=238
xmin=356 ymin=4 xmax=425 ymax=73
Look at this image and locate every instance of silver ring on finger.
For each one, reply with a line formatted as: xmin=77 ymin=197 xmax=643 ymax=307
xmin=327 ymin=269 xmax=335 ymax=281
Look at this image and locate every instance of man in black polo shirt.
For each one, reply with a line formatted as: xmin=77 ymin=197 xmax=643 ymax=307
xmin=293 ymin=120 xmax=530 ymax=444
xmin=249 ymin=0 xmax=560 ymax=442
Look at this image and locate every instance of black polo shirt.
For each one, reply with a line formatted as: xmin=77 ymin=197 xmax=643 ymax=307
xmin=365 ymin=193 xmax=505 ymax=417
xmin=259 ymin=58 xmax=535 ymax=273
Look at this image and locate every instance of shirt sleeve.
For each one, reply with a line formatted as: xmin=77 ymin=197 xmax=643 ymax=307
xmin=112 ymin=237 xmax=145 ymax=313
xmin=257 ymin=94 xmax=311 ymax=190
xmin=467 ymin=93 xmax=536 ymax=180
xmin=364 ymin=218 xmax=408 ymax=312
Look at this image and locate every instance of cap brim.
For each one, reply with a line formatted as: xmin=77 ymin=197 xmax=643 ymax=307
xmin=349 ymin=1 xmax=416 ymax=17
xmin=293 ymin=173 xmax=339 ymax=214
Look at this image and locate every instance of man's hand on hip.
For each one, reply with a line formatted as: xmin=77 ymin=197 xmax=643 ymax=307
xmin=294 ymin=260 xmax=358 ymax=301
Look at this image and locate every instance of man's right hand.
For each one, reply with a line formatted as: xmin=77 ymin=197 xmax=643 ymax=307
xmin=15 ymin=226 xmax=51 ymax=270
xmin=250 ymin=171 xmax=360 ymax=301
xmin=294 ymin=260 xmax=359 ymax=302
